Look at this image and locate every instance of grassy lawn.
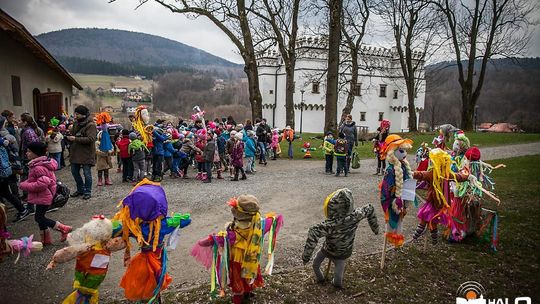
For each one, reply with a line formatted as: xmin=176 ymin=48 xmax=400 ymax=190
xmin=162 ymin=155 xmax=540 ymax=303
xmin=286 ymin=132 xmax=540 ymax=161
xmin=72 ymin=73 xmax=154 ymax=91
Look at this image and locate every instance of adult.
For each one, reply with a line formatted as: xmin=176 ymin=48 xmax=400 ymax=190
xmin=67 ymin=105 xmax=97 ymax=200
xmin=282 ymin=126 xmax=295 ymax=160
xmin=256 ymin=118 xmax=271 ymax=165
xmin=36 ymin=115 xmax=48 ymax=134
xmin=226 ymin=115 xmax=237 ymax=127
xmin=338 ymin=114 xmax=358 ymax=171
xmin=244 ymin=119 xmax=253 ymax=131
xmin=1 ymin=110 xmax=18 ymax=139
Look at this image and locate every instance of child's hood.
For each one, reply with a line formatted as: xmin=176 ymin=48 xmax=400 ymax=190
xmin=29 ymin=156 xmax=57 ymax=171
xmin=323 ymin=188 xmax=354 ymax=219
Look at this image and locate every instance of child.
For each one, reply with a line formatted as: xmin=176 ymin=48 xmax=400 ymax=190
xmin=151 ymin=128 xmax=168 ymax=182
xmin=171 ymin=132 xmax=185 ymax=178
xmin=213 ymin=133 xmax=224 ymax=180
xmin=45 ymin=128 xmax=63 ymax=170
xmin=19 ymin=142 xmax=71 ymax=245
xmin=114 ymin=180 xmax=191 ymax=303
xmin=379 ymin=134 xmax=413 ymax=247
xmin=226 ymin=130 xmax=237 ymax=178
xmin=412 ymin=148 xmax=472 ymax=244
xmin=202 ymin=131 xmax=216 ymax=183
xmin=191 ymin=195 xmax=283 ymax=303
xmin=269 ymin=128 xmax=280 ymax=160
xmin=323 ymin=132 xmax=335 ymax=174
xmin=96 ymin=129 xmax=114 ymax=186
xmin=163 ymin=130 xmax=175 ymax=177
xmin=244 ymin=130 xmax=257 ymax=174
xmin=179 ymin=133 xmax=202 ymax=178
xmin=371 ymin=120 xmax=390 ymax=175
xmin=116 ymin=129 xmax=133 ymax=182
xmin=216 ymin=131 xmax=228 ymax=172
xmin=47 ymin=216 xmax=126 ymax=303
xmin=194 ymin=130 xmax=207 ymax=180
xmin=128 ymin=132 xmax=148 ymax=182
xmin=302 ymin=189 xmax=378 ymax=288
xmin=231 ymin=132 xmax=246 ymax=181
xmin=334 ymin=133 xmax=348 ymax=177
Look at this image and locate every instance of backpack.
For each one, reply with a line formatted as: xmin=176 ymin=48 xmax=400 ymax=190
xmin=0 ymin=144 xmax=12 ymax=178
xmin=351 ymin=150 xmax=361 ymax=169
xmin=49 ymin=181 xmax=70 ymax=210
xmin=335 ymin=139 xmax=347 ymax=154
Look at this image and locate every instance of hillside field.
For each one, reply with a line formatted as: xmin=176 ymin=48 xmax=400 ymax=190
xmin=73 ymin=73 xmax=154 ymax=92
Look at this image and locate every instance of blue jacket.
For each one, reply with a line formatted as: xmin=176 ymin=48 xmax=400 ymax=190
xmin=163 ymin=141 xmax=175 ymax=158
xmin=217 ymin=136 xmax=226 ymax=154
xmin=152 ymin=130 xmax=168 ymax=156
xmin=245 ymin=137 xmax=256 ymax=157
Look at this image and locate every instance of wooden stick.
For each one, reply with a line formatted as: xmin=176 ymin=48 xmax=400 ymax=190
xmin=380 ymin=228 xmax=388 ymax=270
xmin=324 ymin=259 xmax=332 ymax=280
xmin=423 ymin=232 xmax=429 ymax=251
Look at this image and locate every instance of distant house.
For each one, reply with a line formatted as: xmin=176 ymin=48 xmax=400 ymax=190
xmin=213 ymin=79 xmax=225 ymax=91
xmin=0 ymin=9 xmax=82 ymax=120
xmin=101 ymin=105 xmax=114 ymax=112
xmin=95 ymin=87 xmax=105 ymax=96
xmin=111 ymin=88 xmax=128 ymax=94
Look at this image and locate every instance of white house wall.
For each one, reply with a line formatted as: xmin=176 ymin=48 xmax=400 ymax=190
xmin=0 ymin=30 xmax=74 ymax=117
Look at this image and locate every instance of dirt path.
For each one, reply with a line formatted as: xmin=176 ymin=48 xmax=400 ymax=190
xmin=1 ymin=142 xmax=538 ymax=303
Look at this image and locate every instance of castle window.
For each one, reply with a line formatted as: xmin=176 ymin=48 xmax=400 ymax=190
xmin=354 ymin=84 xmax=362 ymax=96
xmin=11 ymin=76 xmax=22 ymax=106
xmin=378 ymin=112 xmax=384 ymax=121
xmin=312 ymin=82 xmax=320 ymax=94
xmin=360 ymin=112 xmax=366 ymax=121
xmin=393 ymin=90 xmax=398 ymax=99
xmin=269 ymin=90 xmax=273 ymax=95
xmin=379 ymin=84 xmax=387 ymax=98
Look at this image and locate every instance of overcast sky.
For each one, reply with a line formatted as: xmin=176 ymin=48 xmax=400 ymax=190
xmin=1 ymin=0 xmax=539 ymax=64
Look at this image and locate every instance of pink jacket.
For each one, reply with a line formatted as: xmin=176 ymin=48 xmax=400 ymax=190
xmin=19 ymin=156 xmax=57 ymax=205
xmin=270 ymin=133 xmax=279 ymax=148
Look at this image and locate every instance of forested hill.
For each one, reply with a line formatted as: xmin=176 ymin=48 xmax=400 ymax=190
xmin=423 ymin=57 xmax=540 ymax=132
xmin=36 ymin=28 xmax=241 ymax=77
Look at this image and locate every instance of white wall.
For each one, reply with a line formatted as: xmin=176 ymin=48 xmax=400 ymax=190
xmin=0 ymin=30 xmax=75 ymax=117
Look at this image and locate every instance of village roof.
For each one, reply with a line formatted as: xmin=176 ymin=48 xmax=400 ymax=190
xmin=0 ymin=9 xmax=83 ymax=90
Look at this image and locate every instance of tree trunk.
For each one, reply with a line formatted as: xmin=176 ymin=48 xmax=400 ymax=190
xmin=342 ymin=50 xmax=358 ymax=116
xmin=325 ymin=0 xmax=342 ymax=134
xmin=285 ymin=65 xmax=296 ymax=129
xmin=460 ymin=86 xmax=475 ymax=131
xmin=245 ymin=63 xmax=263 ymax=121
xmin=406 ymin=79 xmax=417 ymax=132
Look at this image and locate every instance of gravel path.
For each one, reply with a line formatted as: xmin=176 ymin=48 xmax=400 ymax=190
xmin=1 ymin=142 xmax=538 ymax=303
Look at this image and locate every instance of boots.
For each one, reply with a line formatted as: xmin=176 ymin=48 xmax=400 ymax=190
xmin=217 ymin=170 xmax=224 ymax=179
xmin=40 ymin=229 xmax=52 ymax=246
xmin=232 ymin=171 xmax=239 ymax=181
xmin=54 ymin=222 xmax=72 ymax=242
xmin=201 ymin=173 xmax=208 ymax=181
xmin=196 ymin=172 xmax=202 ymax=180
xmin=240 ymin=173 xmax=247 ymax=180
xmin=97 ymin=177 xmax=103 ymax=186
xmin=105 ymin=177 xmax=112 ymax=185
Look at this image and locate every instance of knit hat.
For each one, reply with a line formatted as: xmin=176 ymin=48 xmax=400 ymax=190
xmin=74 ymin=105 xmax=90 ymax=116
xmin=129 ymin=132 xmax=138 ymax=140
xmin=235 ymin=132 xmax=243 ymax=140
xmin=247 ymin=130 xmax=255 ymax=137
xmin=465 ymin=147 xmax=481 ymax=161
xmin=228 ymin=195 xmax=260 ymax=222
xmin=326 ymin=131 xmax=333 ymax=136
xmin=27 ymin=141 xmax=47 ymax=156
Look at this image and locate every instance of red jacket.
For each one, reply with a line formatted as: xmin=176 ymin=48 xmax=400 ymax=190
xmin=116 ymin=138 xmax=131 ymax=158
xmin=19 ymin=156 xmax=57 ymax=205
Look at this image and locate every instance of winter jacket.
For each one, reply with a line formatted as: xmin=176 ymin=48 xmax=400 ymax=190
xmin=270 ymin=133 xmax=280 ymax=149
xmin=244 ymin=137 xmax=256 ymax=158
xmin=0 ymin=128 xmax=21 ymax=171
xmin=217 ymin=136 xmax=226 ymax=154
xmin=46 ymin=132 xmax=63 ymax=154
xmin=231 ymin=141 xmax=244 ymax=168
xmin=19 ymin=127 xmax=40 ymax=157
xmin=180 ymin=139 xmax=201 ymax=155
xmin=152 ymin=130 xmax=168 ymax=156
xmin=19 ymin=156 xmax=57 ymax=205
xmin=323 ymin=138 xmax=336 ymax=155
xmin=69 ymin=116 xmax=97 ymax=165
xmin=128 ymin=139 xmax=148 ymax=162
xmin=163 ymin=141 xmax=175 ymax=158
xmin=225 ymin=139 xmax=235 ymax=155
xmin=339 ymin=121 xmax=358 ymax=146
xmin=203 ymin=139 xmax=216 ymax=162
xmin=334 ymin=138 xmax=348 ymax=157
xmin=95 ymin=146 xmax=113 ymax=171
xmin=256 ymin=124 xmax=271 ymax=144
xmin=195 ymin=139 xmax=206 ymax=163
xmin=282 ymin=129 xmax=295 ymax=142
xmin=116 ymin=137 xmax=131 ymax=159
xmin=302 ymin=189 xmax=379 ymax=262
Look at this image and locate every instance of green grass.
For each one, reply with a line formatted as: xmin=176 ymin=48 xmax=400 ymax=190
xmin=160 ymin=155 xmax=540 ymax=303
xmin=286 ymin=132 xmax=540 ymax=161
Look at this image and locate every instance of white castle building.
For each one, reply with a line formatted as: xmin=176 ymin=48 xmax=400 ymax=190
xmin=257 ymin=36 xmax=425 ymax=133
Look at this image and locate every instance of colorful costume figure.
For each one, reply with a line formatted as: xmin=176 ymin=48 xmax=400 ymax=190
xmin=302 ymin=189 xmax=378 ymax=288
xmin=372 ymin=120 xmax=390 ymax=175
xmin=412 ymin=148 xmax=472 ymax=244
xmin=379 ymin=134 xmax=413 ymax=247
xmin=415 ymin=142 xmax=430 ymax=171
xmin=47 ymin=216 xmax=126 ymax=304
xmin=133 ymin=105 xmax=153 ymax=148
xmin=114 ymin=179 xmax=191 ymax=303
xmin=191 ymin=195 xmax=283 ymax=304
xmin=0 ymin=203 xmax=42 ymax=263
xmin=432 ymin=124 xmax=459 ymax=150
xmin=451 ymin=131 xmax=470 ymax=172
xmin=447 ymin=147 xmax=503 ymax=249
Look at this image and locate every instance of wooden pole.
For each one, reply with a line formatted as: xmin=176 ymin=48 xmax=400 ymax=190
xmin=324 ymin=259 xmax=332 ymax=280
xmin=380 ymin=227 xmax=388 ymax=269
xmin=423 ymin=232 xmax=429 ymax=251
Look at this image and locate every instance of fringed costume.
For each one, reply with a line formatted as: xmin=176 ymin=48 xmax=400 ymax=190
xmin=0 ymin=203 xmax=42 ymax=263
xmin=114 ymin=179 xmax=191 ymax=303
xmin=191 ymin=195 xmax=283 ymax=304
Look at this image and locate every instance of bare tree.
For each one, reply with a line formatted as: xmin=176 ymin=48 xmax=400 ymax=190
xmin=248 ymin=0 xmax=302 ymax=128
xmin=114 ymin=0 xmax=264 ymax=120
xmin=432 ymin=0 xmax=533 ymax=130
xmin=340 ymin=0 xmax=371 ymax=116
xmin=377 ymin=0 xmax=442 ymax=132
xmin=324 ymin=0 xmax=343 ymax=133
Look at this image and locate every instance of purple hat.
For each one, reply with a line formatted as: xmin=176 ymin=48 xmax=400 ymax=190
xmin=122 ymin=184 xmax=168 ymax=221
